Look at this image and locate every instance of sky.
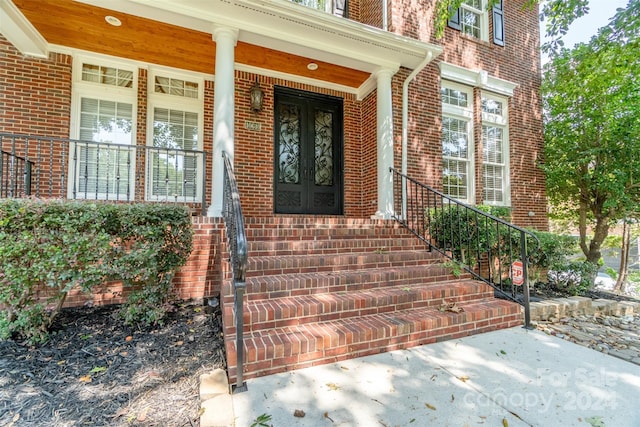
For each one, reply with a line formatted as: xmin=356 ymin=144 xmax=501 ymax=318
xmin=540 ymin=0 xmax=629 ymax=49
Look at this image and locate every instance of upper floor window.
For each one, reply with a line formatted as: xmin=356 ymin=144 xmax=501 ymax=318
xmin=448 ymin=0 xmax=504 ymax=45
xmin=290 ymin=0 xmax=347 ymax=17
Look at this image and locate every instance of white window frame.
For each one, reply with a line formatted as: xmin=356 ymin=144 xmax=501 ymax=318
xmin=460 ymin=0 xmax=489 ymax=42
xmin=146 ymin=68 xmax=204 ymax=203
xmin=69 ymin=55 xmax=137 ymax=200
xmin=441 ymin=81 xmax=475 ymax=204
xmin=481 ymin=91 xmax=510 ymax=206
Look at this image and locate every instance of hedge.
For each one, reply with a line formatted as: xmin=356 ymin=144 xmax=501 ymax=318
xmin=0 ymin=199 xmax=193 ymax=343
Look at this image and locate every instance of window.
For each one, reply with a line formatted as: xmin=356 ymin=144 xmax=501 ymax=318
xmin=71 ymin=58 xmax=136 ymax=200
xmin=482 ymin=93 xmax=509 ymax=205
xmin=441 ymin=82 xmax=474 ymax=203
xmin=448 ymin=0 xmax=488 ymax=41
xmin=147 ymin=71 xmax=204 ymax=202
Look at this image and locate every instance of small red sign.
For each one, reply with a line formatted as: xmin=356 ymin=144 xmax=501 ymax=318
xmin=511 ymin=260 xmax=524 ymax=286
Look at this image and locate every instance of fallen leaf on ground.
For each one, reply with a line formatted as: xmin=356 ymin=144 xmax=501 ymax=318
xmin=439 ymin=300 xmax=464 ymax=313
xmin=425 ymin=403 xmax=436 ymax=411
xmin=324 ymin=412 xmax=334 ymax=423
xmin=457 ymin=375 xmax=470 ymax=382
xmin=125 ymin=336 xmax=133 ymax=342
xmin=326 ymin=382 xmax=340 ymax=391
xmin=79 ymin=375 xmax=92 ymax=383
xmin=585 ymin=416 xmax=606 ymax=427
xmin=293 ymin=409 xmax=305 ymax=418
xmin=502 ymin=418 xmax=509 ymax=427
xmin=90 ymin=366 xmax=106 ymax=374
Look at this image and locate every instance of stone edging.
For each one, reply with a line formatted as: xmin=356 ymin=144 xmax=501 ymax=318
xmin=530 ymin=296 xmax=639 ymax=322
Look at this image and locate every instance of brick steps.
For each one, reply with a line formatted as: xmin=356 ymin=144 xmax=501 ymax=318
xmin=249 ymin=237 xmax=425 ymax=257
xmin=243 ymin=280 xmax=496 ymax=332
xmin=246 ymin=250 xmax=441 ymax=277
xmin=221 ymin=217 xmax=523 ymax=384
xmin=226 ymin=299 xmax=522 ymax=380
xmin=244 ymin=265 xmax=470 ymax=300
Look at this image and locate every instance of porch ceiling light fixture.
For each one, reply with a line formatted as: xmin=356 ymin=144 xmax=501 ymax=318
xmin=307 ymin=63 xmax=318 ymax=71
xmin=105 ymin=15 xmax=122 ymax=26
xmin=250 ymin=78 xmax=264 ymax=113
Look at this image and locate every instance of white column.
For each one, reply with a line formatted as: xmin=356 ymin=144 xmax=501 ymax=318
xmin=373 ymin=68 xmax=395 ymax=219
xmin=208 ymin=26 xmax=238 ymax=217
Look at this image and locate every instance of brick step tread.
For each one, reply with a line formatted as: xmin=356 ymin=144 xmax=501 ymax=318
xmin=226 ymin=300 xmax=522 ymax=379
xmin=248 ymin=237 xmax=428 ymax=257
xmin=244 ymin=226 xmax=416 ymax=240
xmin=242 ymin=280 xmax=495 ymax=332
xmin=235 ymin=264 xmax=470 ymax=299
xmin=244 ymin=217 xmax=413 ymax=229
xmin=246 ymin=250 xmax=441 ymax=277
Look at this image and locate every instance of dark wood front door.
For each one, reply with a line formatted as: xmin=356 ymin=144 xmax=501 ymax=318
xmin=274 ymin=88 xmax=343 ymax=215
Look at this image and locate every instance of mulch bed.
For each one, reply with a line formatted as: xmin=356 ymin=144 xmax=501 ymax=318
xmin=0 ymin=301 xmax=225 ymax=427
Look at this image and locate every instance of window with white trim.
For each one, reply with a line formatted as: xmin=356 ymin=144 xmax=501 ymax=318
xmin=441 ymin=82 xmax=474 ymax=203
xmin=481 ymin=93 xmax=510 ymax=205
xmin=448 ymin=0 xmax=489 ymax=42
xmin=71 ymin=59 xmax=136 ymax=200
xmin=147 ymin=70 xmax=204 ymax=202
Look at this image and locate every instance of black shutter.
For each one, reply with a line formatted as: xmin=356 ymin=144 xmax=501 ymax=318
xmin=493 ymin=0 xmax=505 ymax=46
xmin=447 ymin=6 xmax=461 ymax=30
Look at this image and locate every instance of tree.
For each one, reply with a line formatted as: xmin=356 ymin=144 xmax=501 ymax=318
xmin=542 ymin=0 xmax=640 ymax=265
xmin=434 ymin=0 xmax=590 ymax=52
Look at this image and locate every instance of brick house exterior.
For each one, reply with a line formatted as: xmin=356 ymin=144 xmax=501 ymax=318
xmin=1 ymin=0 xmax=547 ymax=307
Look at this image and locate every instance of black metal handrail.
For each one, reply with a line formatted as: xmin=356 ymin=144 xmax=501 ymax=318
xmin=1 ymin=150 xmax=33 ymax=197
xmin=0 ymin=133 xmax=208 ymax=214
xmin=222 ymin=151 xmax=248 ymax=392
xmin=391 ymin=168 xmax=539 ymax=328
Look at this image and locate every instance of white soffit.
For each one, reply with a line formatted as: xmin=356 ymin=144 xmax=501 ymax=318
xmin=74 ymin=0 xmax=443 ymax=75
xmin=0 ymin=0 xmax=48 ymax=58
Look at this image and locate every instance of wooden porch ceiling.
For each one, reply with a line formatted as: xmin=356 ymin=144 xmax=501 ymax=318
xmin=12 ymin=0 xmax=370 ymax=88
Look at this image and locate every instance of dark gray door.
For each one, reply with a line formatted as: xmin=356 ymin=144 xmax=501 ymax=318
xmin=274 ymin=88 xmax=343 ymax=215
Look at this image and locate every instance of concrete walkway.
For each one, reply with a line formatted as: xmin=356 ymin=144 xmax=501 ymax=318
xmin=227 ymin=327 xmax=640 ymax=427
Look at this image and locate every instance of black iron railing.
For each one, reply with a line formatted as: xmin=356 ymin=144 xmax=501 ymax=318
xmin=391 ymin=168 xmax=538 ymax=328
xmin=0 ymin=133 xmax=208 ymax=214
xmin=222 ymin=151 xmax=248 ymax=392
xmin=1 ymin=150 xmax=33 ymax=198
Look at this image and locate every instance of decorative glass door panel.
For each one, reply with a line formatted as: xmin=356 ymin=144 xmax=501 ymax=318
xmin=274 ymin=88 xmax=343 ymax=214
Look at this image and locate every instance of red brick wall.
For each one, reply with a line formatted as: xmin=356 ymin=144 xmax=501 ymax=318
xmin=384 ymin=0 xmax=548 ymax=230
xmin=0 ymin=37 xmax=72 ymax=137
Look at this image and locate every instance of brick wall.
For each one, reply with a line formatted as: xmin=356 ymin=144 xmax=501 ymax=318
xmin=385 ymin=0 xmax=548 ymax=230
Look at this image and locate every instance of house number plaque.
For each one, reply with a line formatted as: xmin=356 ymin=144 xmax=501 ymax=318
xmin=244 ymin=121 xmax=261 ymax=131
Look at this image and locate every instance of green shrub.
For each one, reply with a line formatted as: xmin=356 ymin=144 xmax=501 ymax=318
xmin=0 ymin=199 xmax=193 ymax=343
xmin=526 ymin=230 xmax=577 ymax=283
xmin=427 ymin=204 xmax=513 ymax=267
xmin=547 ymin=260 xmax=598 ymax=295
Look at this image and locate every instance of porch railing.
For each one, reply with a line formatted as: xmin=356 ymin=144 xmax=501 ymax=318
xmin=391 ymin=168 xmax=538 ymax=328
xmin=1 ymin=150 xmax=33 ymax=198
xmin=221 ymin=151 xmax=248 ymax=392
xmin=0 ymin=133 xmax=208 ymax=215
